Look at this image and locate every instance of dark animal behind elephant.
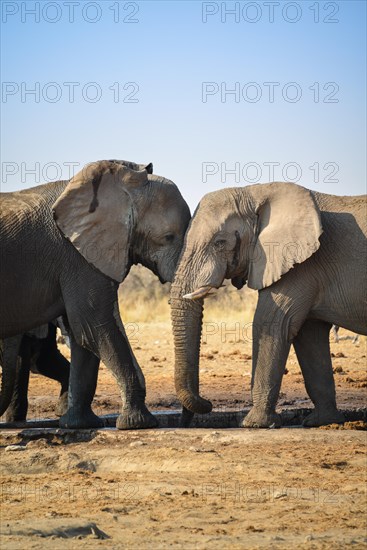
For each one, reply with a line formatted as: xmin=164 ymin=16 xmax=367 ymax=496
xmin=3 ymin=322 xmax=70 ymax=422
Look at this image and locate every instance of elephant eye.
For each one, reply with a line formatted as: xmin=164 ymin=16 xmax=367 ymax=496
xmin=214 ymin=239 xmax=226 ymax=250
xmin=165 ymin=234 xmax=175 ymax=243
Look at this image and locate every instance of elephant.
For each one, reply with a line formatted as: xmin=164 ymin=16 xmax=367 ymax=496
xmin=1 ymin=320 xmax=70 ymax=422
xmin=170 ymin=182 xmax=367 ymax=428
xmin=0 ymin=159 xmax=191 ymax=429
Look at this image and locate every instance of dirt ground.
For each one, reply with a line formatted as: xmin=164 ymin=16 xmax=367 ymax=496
xmin=0 ymin=325 xmax=366 ymax=548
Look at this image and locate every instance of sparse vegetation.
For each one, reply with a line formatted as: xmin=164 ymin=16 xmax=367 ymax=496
xmin=119 ymin=265 xmax=257 ymax=324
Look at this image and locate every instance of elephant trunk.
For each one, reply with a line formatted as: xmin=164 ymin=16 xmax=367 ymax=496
xmin=0 ymin=337 xmax=20 ymax=417
xmin=171 ymin=277 xmax=212 ymax=414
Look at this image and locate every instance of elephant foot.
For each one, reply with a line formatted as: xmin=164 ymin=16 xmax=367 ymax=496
xmin=55 ymin=391 xmax=69 ymax=417
xmin=5 ymin=409 xmax=26 ymax=423
xmin=303 ymin=408 xmax=345 ymax=428
xmin=180 ymin=407 xmax=194 ymax=428
xmin=242 ymin=407 xmax=281 ymax=429
xmin=116 ymin=405 xmax=158 ymax=430
xmin=59 ymin=407 xmax=104 ymax=429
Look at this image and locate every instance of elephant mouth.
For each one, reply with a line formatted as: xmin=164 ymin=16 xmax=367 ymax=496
xmin=183 ymin=286 xmax=214 ymax=300
xmin=152 ymin=261 xmax=168 ymax=284
xmin=157 ymin=273 xmax=167 ymax=284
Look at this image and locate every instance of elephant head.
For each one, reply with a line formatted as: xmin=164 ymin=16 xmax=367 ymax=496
xmin=171 ymin=182 xmax=322 ymax=414
xmin=53 ymin=160 xmax=191 ymax=284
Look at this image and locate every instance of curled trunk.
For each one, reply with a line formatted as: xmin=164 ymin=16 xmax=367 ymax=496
xmin=171 ymin=278 xmax=212 ymax=414
xmin=0 ymin=336 xmax=21 ymax=417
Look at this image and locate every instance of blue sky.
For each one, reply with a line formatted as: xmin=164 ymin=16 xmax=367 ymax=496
xmin=1 ymin=0 xmax=366 ymax=209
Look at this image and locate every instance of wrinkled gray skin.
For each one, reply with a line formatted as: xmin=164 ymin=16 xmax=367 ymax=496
xmin=171 ymin=182 xmax=367 ymax=428
xmin=0 ymin=159 xmax=191 ymax=429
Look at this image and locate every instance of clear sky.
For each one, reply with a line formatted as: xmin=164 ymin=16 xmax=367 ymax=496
xmin=1 ymin=0 xmax=366 ymax=209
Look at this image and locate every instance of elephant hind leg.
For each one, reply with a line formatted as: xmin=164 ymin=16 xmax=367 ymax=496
xmin=33 ymin=324 xmax=70 ymax=389
xmin=32 ymin=323 xmax=70 ymax=417
xmin=293 ymin=320 xmax=344 ymax=427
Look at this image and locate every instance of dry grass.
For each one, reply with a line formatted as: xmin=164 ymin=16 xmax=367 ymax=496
xmin=119 ymin=265 xmax=171 ymax=322
xmin=119 ymin=265 xmax=257 ymax=324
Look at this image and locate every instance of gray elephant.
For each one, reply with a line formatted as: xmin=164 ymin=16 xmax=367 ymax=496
xmin=170 ymin=182 xmax=366 ymax=428
xmin=0 ymin=159 xmax=191 ymax=429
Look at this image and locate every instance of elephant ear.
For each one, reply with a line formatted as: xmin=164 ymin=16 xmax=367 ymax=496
xmin=247 ymin=182 xmax=322 ymax=291
xmin=52 ymin=161 xmax=148 ymax=282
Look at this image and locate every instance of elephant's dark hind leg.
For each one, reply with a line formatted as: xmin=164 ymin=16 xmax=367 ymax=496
xmin=293 ymin=320 xmax=345 ymax=427
xmin=59 ymin=334 xmax=102 ymax=429
xmin=5 ymin=339 xmax=31 ymax=422
xmin=33 ymin=324 xmax=70 ymax=417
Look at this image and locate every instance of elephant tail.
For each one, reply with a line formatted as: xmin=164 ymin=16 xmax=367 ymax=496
xmin=0 ymin=336 xmax=21 ymax=417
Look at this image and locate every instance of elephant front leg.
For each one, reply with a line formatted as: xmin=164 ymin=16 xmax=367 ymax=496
xmin=59 ymin=334 xmax=102 ymax=429
xmin=243 ymin=281 xmax=317 ymax=428
xmin=95 ymin=323 xmax=157 ymax=430
xmin=65 ymin=309 xmax=157 ymax=430
xmin=293 ymin=320 xmax=344 ymax=427
xmin=243 ymin=329 xmax=290 ymax=428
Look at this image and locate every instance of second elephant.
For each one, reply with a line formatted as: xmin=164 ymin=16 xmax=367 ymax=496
xmin=171 ymin=182 xmax=367 ymax=428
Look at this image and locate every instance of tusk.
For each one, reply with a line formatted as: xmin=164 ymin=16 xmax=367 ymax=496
xmin=183 ymin=286 xmax=213 ymax=300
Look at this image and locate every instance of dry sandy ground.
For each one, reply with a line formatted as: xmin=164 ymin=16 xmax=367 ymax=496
xmin=0 ymin=325 xmax=366 ymax=548
xmin=9 ymin=323 xmax=367 ymax=417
